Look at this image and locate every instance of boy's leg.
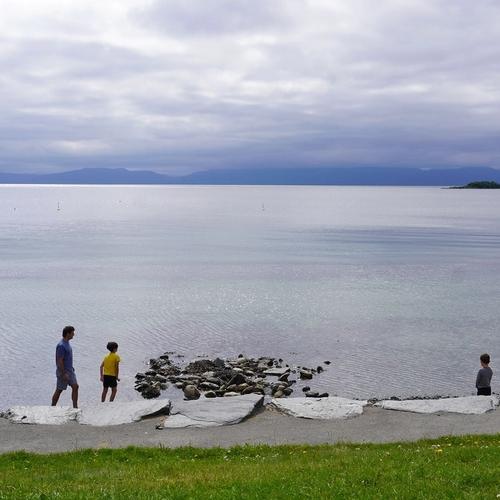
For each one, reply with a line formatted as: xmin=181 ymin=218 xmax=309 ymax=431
xmin=101 ymin=387 xmax=108 ymax=402
xmin=477 ymin=387 xmax=492 ymax=396
xmin=70 ymin=383 xmax=79 ymax=409
xmin=51 ymin=388 xmax=63 ymax=406
xmin=110 ymin=387 xmax=117 ymax=402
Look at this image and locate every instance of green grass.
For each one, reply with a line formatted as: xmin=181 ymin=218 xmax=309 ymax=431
xmin=0 ymin=435 xmax=499 ymax=499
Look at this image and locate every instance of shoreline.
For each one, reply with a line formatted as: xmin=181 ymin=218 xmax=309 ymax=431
xmin=1 ymin=405 xmax=499 ymax=454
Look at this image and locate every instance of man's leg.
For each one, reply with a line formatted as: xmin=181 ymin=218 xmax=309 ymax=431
xmin=110 ymin=387 xmax=117 ymax=402
xmin=51 ymin=388 xmax=63 ymax=406
xmin=70 ymin=383 xmax=79 ymax=409
xmin=101 ymin=387 xmax=108 ymax=402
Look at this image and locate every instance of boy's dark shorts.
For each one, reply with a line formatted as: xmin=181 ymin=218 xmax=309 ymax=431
xmin=103 ymin=375 xmax=118 ymax=388
xmin=477 ymin=387 xmax=491 ymax=396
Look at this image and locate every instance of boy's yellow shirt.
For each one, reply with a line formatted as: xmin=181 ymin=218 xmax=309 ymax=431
xmin=102 ymin=352 xmax=121 ymax=376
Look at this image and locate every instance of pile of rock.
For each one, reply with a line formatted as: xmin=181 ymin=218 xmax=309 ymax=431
xmin=134 ymin=354 xmax=180 ymax=399
xmin=135 ymin=354 xmax=330 ymax=400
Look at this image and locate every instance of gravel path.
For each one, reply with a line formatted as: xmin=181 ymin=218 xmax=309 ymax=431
xmin=1 ymin=406 xmax=499 ymax=454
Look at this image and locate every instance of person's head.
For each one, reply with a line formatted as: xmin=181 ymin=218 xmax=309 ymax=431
xmin=107 ymin=341 xmax=118 ymax=353
xmin=62 ymin=325 xmax=75 ymax=340
xmin=480 ymin=353 xmax=490 ymax=366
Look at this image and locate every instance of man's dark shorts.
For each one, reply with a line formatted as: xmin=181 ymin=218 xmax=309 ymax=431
xmin=103 ymin=375 xmax=118 ymax=388
xmin=56 ymin=370 xmax=78 ymax=390
xmin=477 ymin=387 xmax=491 ymax=396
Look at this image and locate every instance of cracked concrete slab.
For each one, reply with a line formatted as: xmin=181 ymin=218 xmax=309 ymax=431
xmin=270 ymin=397 xmax=368 ymax=420
xmin=159 ymin=394 xmax=264 ymax=428
xmin=78 ymin=400 xmax=171 ymax=426
xmin=375 ymin=395 xmax=499 ymax=415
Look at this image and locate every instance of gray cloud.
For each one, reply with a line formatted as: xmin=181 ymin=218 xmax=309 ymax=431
xmin=0 ymin=0 xmax=500 ymax=174
xmin=135 ymin=0 xmax=294 ymax=36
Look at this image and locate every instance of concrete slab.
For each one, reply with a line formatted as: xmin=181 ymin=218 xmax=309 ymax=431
xmin=78 ymin=400 xmax=171 ymax=426
xmin=3 ymin=400 xmax=171 ymax=426
xmin=159 ymin=394 xmax=264 ymax=428
xmin=270 ymin=397 xmax=368 ymax=420
xmin=3 ymin=406 xmax=80 ymax=425
xmin=375 ymin=395 xmax=499 ymax=415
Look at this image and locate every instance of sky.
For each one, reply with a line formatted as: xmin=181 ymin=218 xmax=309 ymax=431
xmin=1 ymin=0 xmax=500 ymax=175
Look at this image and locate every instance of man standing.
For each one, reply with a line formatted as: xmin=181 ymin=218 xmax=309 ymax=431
xmin=51 ymin=325 xmax=79 ymax=408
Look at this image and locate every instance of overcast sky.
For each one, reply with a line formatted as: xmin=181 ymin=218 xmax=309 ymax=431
xmin=1 ymin=0 xmax=499 ymax=174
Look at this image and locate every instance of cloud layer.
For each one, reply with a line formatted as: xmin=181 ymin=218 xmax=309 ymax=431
xmin=1 ymin=0 xmax=499 ymax=174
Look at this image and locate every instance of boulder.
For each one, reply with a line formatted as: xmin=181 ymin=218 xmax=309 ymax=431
xmin=205 ymin=377 xmax=222 ymax=385
xmin=299 ymin=370 xmax=313 ymax=380
xmin=305 ymin=391 xmax=320 ymax=398
xmin=158 ymin=394 xmax=264 ymax=428
xmin=263 ymin=367 xmax=290 ymax=377
xmin=141 ymin=386 xmax=161 ymax=399
xmin=184 ymin=359 xmax=218 ymax=374
xmin=228 ymin=373 xmax=246 ymax=386
xmin=213 ymin=357 xmax=225 ymax=368
xmin=183 ymin=385 xmax=201 ymax=400
xmin=375 ymin=395 xmax=500 ymax=415
xmin=270 ymin=397 xmax=367 ymax=420
xmin=199 ymin=382 xmax=219 ymax=391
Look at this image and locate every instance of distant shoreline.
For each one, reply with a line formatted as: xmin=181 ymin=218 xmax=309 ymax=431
xmin=2 ymin=166 xmax=500 ymax=186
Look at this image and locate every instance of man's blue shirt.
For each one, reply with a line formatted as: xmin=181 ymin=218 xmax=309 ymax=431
xmin=55 ymin=339 xmax=73 ymax=373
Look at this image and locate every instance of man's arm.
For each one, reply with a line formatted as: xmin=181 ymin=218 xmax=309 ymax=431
xmin=475 ymin=370 xmax=481 ymax=388
xmin=100 ymin=362 xmax=104 ymax=381
xmin=56 ymin=355 xmax=68 ymax=380
xmin=115 ymin=360 xmax=120 ymax=381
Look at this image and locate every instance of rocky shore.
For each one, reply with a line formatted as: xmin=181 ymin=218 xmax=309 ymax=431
xmin=135 ymin=353 xmax=331 ymax=401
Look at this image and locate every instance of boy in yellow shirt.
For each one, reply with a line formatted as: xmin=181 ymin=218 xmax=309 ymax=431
xmin=100 ymin=342 xmax=121 ymax=402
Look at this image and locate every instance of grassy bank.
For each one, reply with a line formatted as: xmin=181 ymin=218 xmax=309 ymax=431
xmin=0 ymin=435 xmax=499 ymax=499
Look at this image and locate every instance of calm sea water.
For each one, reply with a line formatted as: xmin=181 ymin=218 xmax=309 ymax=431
xmin=0 ymin=185 xmax=498 ymax=408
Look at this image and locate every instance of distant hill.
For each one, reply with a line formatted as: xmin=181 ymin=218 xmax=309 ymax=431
xmin=1 ymin=166 xmax=500 ymax=186
xmin=0 ymin=168 xmax=172 ymax=185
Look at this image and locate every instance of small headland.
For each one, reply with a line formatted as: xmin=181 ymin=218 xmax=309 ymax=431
xmin=449 ymin=180 xmax=500 ymax=189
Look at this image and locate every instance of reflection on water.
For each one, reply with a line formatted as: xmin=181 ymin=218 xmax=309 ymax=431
xmin=0 ymin=185 xmax=499 ymax=407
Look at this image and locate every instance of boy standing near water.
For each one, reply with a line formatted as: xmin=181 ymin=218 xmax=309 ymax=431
xmin=476 ymin=353 xmax=493 ymax=396
xmin=100 ymin=342 xmax=121 ymax=402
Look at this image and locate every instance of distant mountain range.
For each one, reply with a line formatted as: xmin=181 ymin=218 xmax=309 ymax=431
xmin=1 ymin=166 xmax=500 ymax=186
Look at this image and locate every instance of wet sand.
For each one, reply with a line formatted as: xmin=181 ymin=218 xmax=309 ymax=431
xmin=1 ymin=406 xmax=499 ymax=454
